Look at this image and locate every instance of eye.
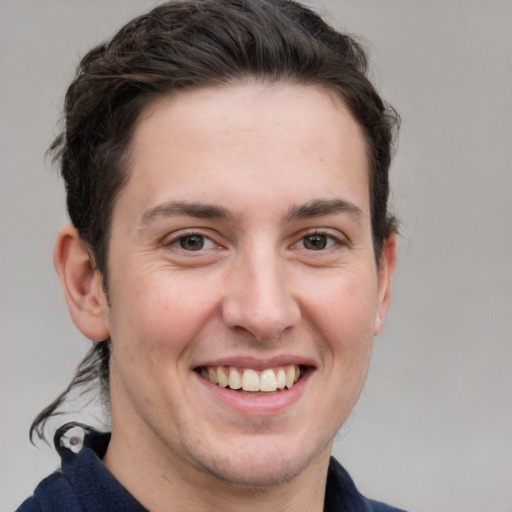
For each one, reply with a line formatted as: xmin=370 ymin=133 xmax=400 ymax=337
xmin=299 ymin=233 xmax=339 ymax=250
xmin=172 ymin=234 xmax=217 ymax=251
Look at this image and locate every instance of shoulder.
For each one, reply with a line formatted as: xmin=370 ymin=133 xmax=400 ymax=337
xmin=15 ymin=424 xmax=104 ymax=512
xmin=15 ymin=497 xmax=41 ymax=512
xmin=16 ymin=423 xmax=147 ymax=512
xmin=15 ymin=470 xmax=81 ymax=512
xmin=367 ymin=499 xmax=409 ymax=512
xmin=325 ymin=457 xmax=409 ymax=512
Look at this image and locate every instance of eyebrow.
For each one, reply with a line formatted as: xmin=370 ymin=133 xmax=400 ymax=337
xmin=139 ymin=198 xmax=363 ymax=226
xmin=140 ymin=201 xmax=234 ymax=225
xmin=286 ymin=199 xmax=363 ymax=223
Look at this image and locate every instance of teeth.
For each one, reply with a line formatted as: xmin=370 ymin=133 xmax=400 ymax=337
xmin=242 ymin=369 xmax=260 ymax=391
xmin=207 ymin=367 xmax=218 ymax=384
xmin=260 ymin=369 xmax=277 ymax=392
xmin=229 ymin=367 xmax=242 ymax=389
xmin=285 ymin=365 xmax=296 ymax=389
xmin=217 ymin=367 xmax=229 ymax=388
xmin=276 ymin=368 xmax=286 ymax=389
xmin=201 ymin=364 xmax=302 ymax=392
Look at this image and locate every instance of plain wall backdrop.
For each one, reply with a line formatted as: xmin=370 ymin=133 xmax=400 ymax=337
xmin=1 ymin=1 xmax=511 ymax=511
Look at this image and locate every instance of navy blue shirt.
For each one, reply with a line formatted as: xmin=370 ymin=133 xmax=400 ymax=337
xmin=17 ymin=424 xmax=407 ymax=512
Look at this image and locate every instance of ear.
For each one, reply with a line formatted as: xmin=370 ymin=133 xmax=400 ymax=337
xmin=54 ymin=224 xmax=110 ymax=341
xmin=374 ymin=234 xmax=397 ymax=335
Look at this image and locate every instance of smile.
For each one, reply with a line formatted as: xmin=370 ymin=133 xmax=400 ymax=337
xmin=197 ymin=364 xmax=302 ymax=393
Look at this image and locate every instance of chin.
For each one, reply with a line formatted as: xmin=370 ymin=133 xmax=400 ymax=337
xmin=205 ymin=457 xmax=308 ymax=488
xmin=190 ymin=437 xmax=329 ymax=489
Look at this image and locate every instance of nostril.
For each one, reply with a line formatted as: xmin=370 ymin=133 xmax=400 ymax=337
xmin=221 ymin=271 xmax=301 ymax=341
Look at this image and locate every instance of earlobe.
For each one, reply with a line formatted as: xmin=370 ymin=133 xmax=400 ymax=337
xmin=374 ymin=234 xmax=397 ymax=335
xmin=54 ymin=224 xmax=110 ymax=341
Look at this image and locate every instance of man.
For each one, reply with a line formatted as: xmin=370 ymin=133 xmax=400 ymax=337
xmin=18 ymin=1 xmax=404 ymax=510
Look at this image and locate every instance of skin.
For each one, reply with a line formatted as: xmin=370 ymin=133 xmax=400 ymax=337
xmin=55 ymin=83 xmax=396 ymax=512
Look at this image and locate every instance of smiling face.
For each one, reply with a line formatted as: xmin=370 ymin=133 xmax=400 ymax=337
xmin=94 ymin=83 xmax=395 ymax=498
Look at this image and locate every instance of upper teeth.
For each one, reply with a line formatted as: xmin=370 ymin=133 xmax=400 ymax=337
xmin=200 ymin=365 xmax=301 ymax=392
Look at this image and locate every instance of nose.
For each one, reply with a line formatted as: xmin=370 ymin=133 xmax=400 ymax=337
xmin=221 ymin=249 xmax=301 ymax=342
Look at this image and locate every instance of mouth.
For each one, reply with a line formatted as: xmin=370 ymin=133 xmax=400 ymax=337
xmin=195 ymin=364 xmax=307 ymax=394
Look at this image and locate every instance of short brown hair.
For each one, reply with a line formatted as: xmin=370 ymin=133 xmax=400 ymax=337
xmin=31 ymin=0 xmax=399 ymax=442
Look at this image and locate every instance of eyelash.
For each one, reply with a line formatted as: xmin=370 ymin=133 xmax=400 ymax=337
xmin=164 ymin=229 xmax=345 ymax=253
xmin=293 ymin=230 xmax=346 ymax=251
xmin=164 ymin=231 xmax=219 ymax=252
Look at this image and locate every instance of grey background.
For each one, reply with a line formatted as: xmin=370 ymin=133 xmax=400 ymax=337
xmin=1 ymin=1 xmax=511 ymax=511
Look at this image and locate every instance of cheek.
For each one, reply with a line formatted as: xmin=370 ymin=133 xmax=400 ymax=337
xmin=107 ymin=272 xmax=212 ymax=414
xmin=109 ymin=269 xmax=220 ymax=363
xmin=304 ymin=272 xmax=378 ymax=357
xmin=314 ymin=267 xmax=378 ymax=316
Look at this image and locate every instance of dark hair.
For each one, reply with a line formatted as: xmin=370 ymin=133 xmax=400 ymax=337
xmin=31 ymin=0 xmax=399 ymax=442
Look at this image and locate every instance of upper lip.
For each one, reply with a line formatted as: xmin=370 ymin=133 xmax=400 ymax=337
xmin=193 ymin=354 xmax=317 ymax=371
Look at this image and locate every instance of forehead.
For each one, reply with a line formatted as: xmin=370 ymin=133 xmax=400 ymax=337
xmin=134 ymin=83 xmax=366 ymax=158
xmin=119 ymin=84 xmax=370 ymax=221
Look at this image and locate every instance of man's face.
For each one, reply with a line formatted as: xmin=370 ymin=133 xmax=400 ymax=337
xmin=101 ymin=84 xmax=394 ymax=487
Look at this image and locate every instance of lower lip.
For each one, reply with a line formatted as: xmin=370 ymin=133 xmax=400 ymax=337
xmin=195 ymin=370 xmax=312 ymax=415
